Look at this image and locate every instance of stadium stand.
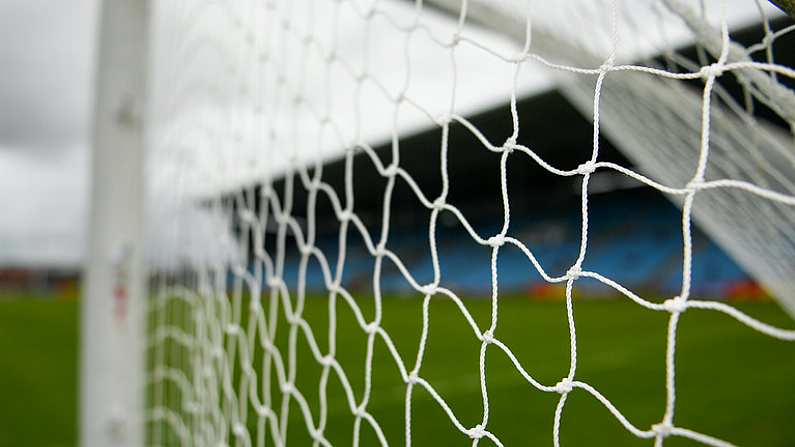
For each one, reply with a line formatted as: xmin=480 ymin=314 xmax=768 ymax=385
xmin=274 ymin=188 xmax=753 ymax=299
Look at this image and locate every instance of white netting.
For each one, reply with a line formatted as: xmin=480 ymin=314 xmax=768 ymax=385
xmin=146 ymin=0 xmax=795 ymax=446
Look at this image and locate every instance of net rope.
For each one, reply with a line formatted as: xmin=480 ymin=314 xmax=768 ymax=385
xmin=146 ymin=1 xmax=795 ymax=446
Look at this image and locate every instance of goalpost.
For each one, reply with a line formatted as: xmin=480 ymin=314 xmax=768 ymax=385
xmin=84 ymin=0 xmax=795 ymax=446
xmin=82 ymin=1 xmax=149 ymax=446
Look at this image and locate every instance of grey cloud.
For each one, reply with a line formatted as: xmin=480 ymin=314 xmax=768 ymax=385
xmin=0 ymin=0 xmax=97 ymax=151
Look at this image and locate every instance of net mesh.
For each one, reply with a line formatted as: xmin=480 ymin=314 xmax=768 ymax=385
xmin=146 ymin=0 xmax=795 ymax=446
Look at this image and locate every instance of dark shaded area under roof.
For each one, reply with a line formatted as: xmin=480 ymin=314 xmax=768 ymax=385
xmin=240 ymin=17 xmax=793 ymax=235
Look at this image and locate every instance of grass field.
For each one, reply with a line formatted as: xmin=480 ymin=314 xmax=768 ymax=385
xmin=0 ymin=296 xmax=78 ymax=447
xmin=2 ymin=294 xmax=795 ymax=446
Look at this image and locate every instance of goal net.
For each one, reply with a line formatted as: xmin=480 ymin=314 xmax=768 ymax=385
xmin=144 ymin=0 xmax=795 ymax=446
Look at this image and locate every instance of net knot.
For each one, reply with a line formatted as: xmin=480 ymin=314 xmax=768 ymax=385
xmin=273 ymin=212 xmax=288 ymax=225
xmin=354 ymin=404 xmax=368 ymax=418
xmin=238 ymin=209 xmax=257 ymax=223
xmin=233 ymin=423 xmax=247 ymax=437
xmin=309 ymin=428 xmax=324 ymax=442
xmin=566 ymin=265 xmax=582 ymax=280
xmin=662 ymin=297 xmax=687 ymax=313
xmin=652 ymin=422 xmax=673 ymax=437
xmin=184 ymin=400 xmax=198 ymax=414
xmin=449 ymin=32 xmax=461 ymax=47
xmin=383 ymin=164 xmax=398 ymax=178
xmin=232 ymin=265 xmax=247 ymax=277
xmin=254 ymin=246 xmax=266 ymax=259
xmin=420 ymin=283 xmax=438 ymax=296
xmin=299 ymin=244 xmax=313 ymax=256
xmin=319 ymin=355 xmax=334 ymax=367
xmin=700 ymin=63 xmax=725 ymax=79
xmin=280 ymin=382 xmax=294 ymax=394
xmin=407 ymin=372 xmax=420 ymax=385
xmin=554 ymin=377 xmax=573 ymax=394
xmin=431 ymin=197 xmax=446 ymax=210
xmin=261 ymin=185 xmax=273 ymax=197
xmin=761 ymin=32 xmax=775 ymax=48
xmin=374 ymin=243 xmax=388 ymax=257
xmin=338 ymin=210 xmax=352 ymax=222
xmin=437 ymin=114 xmax=453 ymax=126
xmin=481 ymin=329 xmax=495 ymax=344
xmin=225 ymin=324 xmax=240 ymax=335
xmin=364 ymin=322 xmax=379 ymax=335
xmin=255 ymin=404 xmax=270 ymax=417
xmin=266 ymin=277 xmax=280 ymax=288
xmin=576 ymin=161 xmax=596 ymax=175
xmin=467 ymin=424 xmax=487 ymax=440
xmin=487 ymin=235 xmax=506 ymax=248
xmin=502 ymin=136 xmax=517 ymax=153
xmin=685 ymin=180 xmax=702 ymax=194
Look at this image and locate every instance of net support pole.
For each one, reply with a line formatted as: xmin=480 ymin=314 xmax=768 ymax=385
xmin=80 ymin=1 xmax=151 ymax=446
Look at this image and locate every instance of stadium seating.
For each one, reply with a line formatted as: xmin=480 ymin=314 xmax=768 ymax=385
xmin=275 ymin=191 xmax=752 ymax=299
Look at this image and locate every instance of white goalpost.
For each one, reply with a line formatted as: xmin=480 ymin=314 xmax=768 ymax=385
xmin=82 ymin=1 xmax=150 ymax=446
xmin=84 ymin=0 xmax=795 ymax=446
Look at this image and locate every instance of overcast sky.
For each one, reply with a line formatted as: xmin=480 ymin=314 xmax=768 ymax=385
xmin=0 ymin=0 xmax=780 ymax=268
xmin=0 ymin=0 xmax=97 ymax=267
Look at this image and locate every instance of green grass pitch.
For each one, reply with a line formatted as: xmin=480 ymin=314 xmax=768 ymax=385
xmin=2 ymin=295 xmax=795 ymax=446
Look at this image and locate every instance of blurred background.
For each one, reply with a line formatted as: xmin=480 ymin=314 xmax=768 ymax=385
xmin=0 ymin=2 xmax=96 ymax=446
xmin=0 ymin=0 xmax=97 ymax=298
xmin=1 ymin=1 xmax=794 ymax=446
